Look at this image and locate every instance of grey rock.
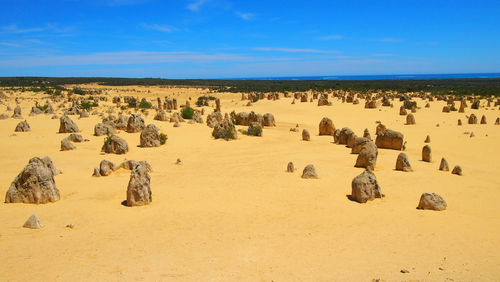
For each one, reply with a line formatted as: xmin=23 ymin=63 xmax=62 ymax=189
xmin=351 ymin=169 xmax=383 ymax=203
xmin=301 ymin=164 xmax=318 ymax=179
xmin=5 ymin=157 xmax=60 ymax=204
xmin=417 ymin=193 xmax=447 ymax=211
xmin=126 ymin=164 xmax=152 ymax=207
xmin=23 ymin=214 xmax=43 ymax=229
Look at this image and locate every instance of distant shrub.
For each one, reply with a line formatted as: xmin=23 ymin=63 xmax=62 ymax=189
xmin=138 ymin=101 xmax=152 ymax=109
xmin=128 ymin=97 xmax=137 ymax=108
xmin=196 ymin=95 xmax=216 ymax=107
xmin=159 ymin=133 xmax=168 ymax=145
xmin=181 ymin=107 xmax=194 ymax=119
xmin=35 ymin=104 xmax=48 ymax=111
xmin=80 ymin=102 xmax=98 ymax=110
xmin=72 ymin=87 xmax=86 ymax=95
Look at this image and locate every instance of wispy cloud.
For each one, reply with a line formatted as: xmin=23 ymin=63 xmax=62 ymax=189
xmin=376 ymin=37 xmax=402 ymax=43
xmin=1 ymin=24 xmax=45 ymax=34
xmin=0 ymin=51 xmax=264 ymax=67
xmin=318 ymin=35 xmax=343 ymax=40
xmin=0 ymin=39 xmax=48 ymax=49
xmin=187 ymin=0 xmax=209 ymax=11
xmin=0 ymin=24 xmax=73 ymax=34
xmin=372 ymin=53 xmax=395 ymax=57
xmin=235 ymin=11 xmax=255 ymax=21
xmin=0 ymin=42 xmax=23 ymax=48
xmin=253 ymin=47 xmax=338 ymax=54
xmin=141 ymin=23 xmax=177 ymax=33
xmin=106 ymin=0 xmax=149 ymax=6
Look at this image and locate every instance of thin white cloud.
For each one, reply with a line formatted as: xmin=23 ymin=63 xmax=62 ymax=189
xmin=372 ymin=53 xmax=395 ymax=57
xmin=1 ymin=24 xmax=45 ymax=34
xmin=0 ymin=24 xmax=74 ymax=34
xmin=141 ymin=23 xmax=177 ymax=33
xmin=235 ymin=12 xmax=255 ymax=21
xmin=0 ymin=42 xmax=23 ymax=48
xmin=0 ymin=51 xmax=265 ymax=67
xmin=254 ymin=47 xmax=338 ymax=54
xmin=318 ymin=35 xmax=343 ymax=40
xmin=187 ymin=0 xmax=209 ymax=11
xmin=106 ymin=0 xmax=149 ymax=6
xmin=377 ymin=37 xmax=402 ymax=43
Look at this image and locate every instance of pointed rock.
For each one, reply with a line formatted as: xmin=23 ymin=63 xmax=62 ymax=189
xmin=23 ymin=214 xmax=43 ymax=229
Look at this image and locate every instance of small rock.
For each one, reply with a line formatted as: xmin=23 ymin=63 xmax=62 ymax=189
xmin=439 ymin=158 xmax=449 ymax=171
xmin=451 ymin=165 xmax=462 ymax=176
xmin=60 ymin=137 xmax=76 ymax=151
xmin=301 ymin=164 xmax=318 ymax=179
xmin=395 ymin=152 xmax=412 ymax=172
xmin=287 ymin=162 xmax=294 ymax=172
xmin=23 ymin=214 xmax=43 ymax=229
xmin=302 ymin=129 xmax=310 ymax=141
xmin=92 ymin=167 xmax=101 ymax=177
xmin=422 ymin=145 xmax=432 ymax=162
xmin=417 ymin=192 xmax=447 ymax=211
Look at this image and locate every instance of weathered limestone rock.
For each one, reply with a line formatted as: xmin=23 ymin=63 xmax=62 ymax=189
xmin=351 ymin=169 xmax=383 ymax=203
xmin=318 ymin=117 xmax=335 ymax=136
xmin=301 ymin=164 xmax=318 ymax=179
xmin=422 ymin=145 xmax=432 ymax=162
xmin=302 ymin=129 xmax=310 ymax=141
xmin=247 ymin=122 xmax=263 ymax=136
xmin=375 ymin=128 xmax=404 ymax=150
xmin=126 ymin=164 xmax=152 ymax=207
xmin=439 ymin=158 xmax=449 ymax=171
xmin=355 ymin=141 xmax=378 ymax=170
xmin=94 ymin=123 xmax=116 ymax=136
xmin=14 ymin=120 xmax=30 ymax=132
xmin=59 ymin=115 xmax=79 ymax=133
xmin=451 ymin=165 xmax=463 ymax=176
xmin=23 ymin=214 xmax=43 ymax=229
xmin=140 ymin=124 xmax=162 ymax=147
xmin=395 ymin=153 xmax=412 ymax=172
xmin=60 ymin=137 xmax=76 ymax=151
xmin=126 ymin=114 xmax=145 ymax=133
xmin=101 ymin=135 xmax=129 ymax=154
xmin=417 ymin=193 xmax=447 ymax=211
xmin=5 ymin=157 xmax=60 ymax=204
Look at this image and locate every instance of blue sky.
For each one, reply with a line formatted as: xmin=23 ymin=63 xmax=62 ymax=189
xmin=0 ymin=0 xmax=499 ymax=78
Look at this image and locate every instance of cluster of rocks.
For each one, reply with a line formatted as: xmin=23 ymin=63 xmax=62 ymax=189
xmin=212 ymin=114 xmax=238 ymax=140
xmin=438 ymin=157 xmax=462 ymax=175
xmin=92 ymin=159 xmax=152 ymax=177
xmin=61 ymin=133 xmax=87 ymax=151
xmin=230 ymin=111 xmax=276 ymax=127
xmin=94 ymin=113 xmax=146 ymax=136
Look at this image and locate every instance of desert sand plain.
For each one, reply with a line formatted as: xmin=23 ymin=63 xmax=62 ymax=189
xmin=0 ymin=84 xmax=499 ymax=281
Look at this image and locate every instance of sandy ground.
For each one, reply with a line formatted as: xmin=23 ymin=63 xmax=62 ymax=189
xmin=0 ymin=85 xmax=499 ymax=281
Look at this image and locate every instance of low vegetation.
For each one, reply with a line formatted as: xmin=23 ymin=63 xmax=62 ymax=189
xmin=1 ymin=77 xmax=500 ymax=96
xmin=181 ymin=107 xmax=194 ymax=119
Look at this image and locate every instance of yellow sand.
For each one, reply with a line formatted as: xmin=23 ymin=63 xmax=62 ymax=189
xmin=0 ymin=85 xmax=499 ymax=281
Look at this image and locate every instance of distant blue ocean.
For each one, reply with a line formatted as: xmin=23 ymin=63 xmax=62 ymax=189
xmin=225 ymin=73 xmax=500 ymax=81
